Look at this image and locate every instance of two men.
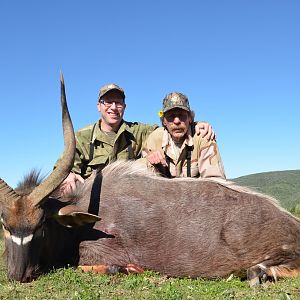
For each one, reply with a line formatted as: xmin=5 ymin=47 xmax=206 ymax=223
xmin=61 ymin=84 xmax=216 ymax=193
xmin=143 ymin=92 xmax=225 ymax=179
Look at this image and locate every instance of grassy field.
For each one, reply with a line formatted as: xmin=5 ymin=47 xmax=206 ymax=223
xmin=1 ymin=240 xmax=300 ymax=300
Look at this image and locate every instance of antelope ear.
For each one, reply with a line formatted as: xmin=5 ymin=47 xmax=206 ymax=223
xmin=54 ymin=204 xmax=101 ymax=227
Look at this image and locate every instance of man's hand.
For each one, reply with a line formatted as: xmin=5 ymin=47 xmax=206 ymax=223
xmin=144 ymin=149 xmax=167 ymax=167
xmin=59 ymin=172 xmax=84 ymax=196
xmin=195 ymin=121 xmax=216 ymax=141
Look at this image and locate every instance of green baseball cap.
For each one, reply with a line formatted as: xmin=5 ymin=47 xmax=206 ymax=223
xmin=162 ymin=92 xmax=191 ymax=113
xmin=98 ymin=83 xmax=125 ymax=100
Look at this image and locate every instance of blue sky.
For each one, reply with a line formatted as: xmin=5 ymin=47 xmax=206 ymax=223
xmin=1 ymin=0 xmax=299 ymax=187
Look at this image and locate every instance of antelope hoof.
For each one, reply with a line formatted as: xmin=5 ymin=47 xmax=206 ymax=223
xmin=124 ymin=263 xmax=144 ymax=274
xmin=247 ymin=264 xmax=268 ymax=287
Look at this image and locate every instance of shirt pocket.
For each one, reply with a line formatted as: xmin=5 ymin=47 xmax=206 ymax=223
xmin=88 ymin=155 xmax=108 ymax=166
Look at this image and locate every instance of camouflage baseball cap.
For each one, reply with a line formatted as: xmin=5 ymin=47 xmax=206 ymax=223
xmin=98 ymin=83 xmax=125 ymax=100
xmin=162 ymin=92 xmax=191 ymax=113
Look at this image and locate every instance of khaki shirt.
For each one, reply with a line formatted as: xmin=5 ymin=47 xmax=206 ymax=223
xmin=72 ymin=120 xmax=158 ymax=178
xmin=143 ymin=127 xmax=226 ymax=179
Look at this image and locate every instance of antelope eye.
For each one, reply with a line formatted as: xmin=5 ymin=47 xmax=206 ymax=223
xmin=33 ymin=219 xmax=45 ymax=238
xmin=1 ymin=222 xmax=9 ymax=232
xmin=0 ymin=216 xmax=7 ymax=229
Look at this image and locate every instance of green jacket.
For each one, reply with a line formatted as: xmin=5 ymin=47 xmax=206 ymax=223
xmin=72 ymin=120 xmax=158 ymax=178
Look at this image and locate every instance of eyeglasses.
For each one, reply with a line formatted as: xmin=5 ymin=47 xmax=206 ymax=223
xmin=164 ymin=111 xmax=189 ymax=122
xmin=99 ymin=99 xmax=124 ymax=108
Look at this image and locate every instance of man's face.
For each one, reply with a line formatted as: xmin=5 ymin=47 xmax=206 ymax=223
xmin=163 ymin=108 xmax=192 ymax=143
xmin=97 ymin=90 xmax=126 ymax=130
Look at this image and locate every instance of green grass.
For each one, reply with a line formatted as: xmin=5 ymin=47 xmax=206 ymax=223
xmin=1 ymin=267 xmax=300 ymax=300
xmin=1 ymin=241 xmax=300 ymax=299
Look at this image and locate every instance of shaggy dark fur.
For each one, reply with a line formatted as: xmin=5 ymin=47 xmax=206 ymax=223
xmin=15 ymin=169 xmax=45 ymax=196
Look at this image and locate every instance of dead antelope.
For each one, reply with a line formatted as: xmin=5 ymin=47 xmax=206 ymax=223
xmin=1 ymin=76 xmax=300 ymax=287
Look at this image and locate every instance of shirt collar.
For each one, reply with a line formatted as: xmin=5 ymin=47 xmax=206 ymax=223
xmin=92 ymin=119 xmax=135 ymax=143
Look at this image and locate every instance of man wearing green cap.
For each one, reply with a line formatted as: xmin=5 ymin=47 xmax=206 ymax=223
xmin=60 ymin=85 xmax=216 ymax=194
xmin=143 ymin=92 xmax=226 ymax=179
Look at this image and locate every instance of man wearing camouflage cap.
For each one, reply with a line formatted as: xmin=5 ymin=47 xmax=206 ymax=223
xmin=143 ymin=92 xmax=226 ymax=179
xmin=59 ymin=84 xmax=217 ymax=194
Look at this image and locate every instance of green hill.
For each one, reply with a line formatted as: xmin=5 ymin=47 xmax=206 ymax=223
xmin=231 ymin=170 xmax=300 ymax=210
